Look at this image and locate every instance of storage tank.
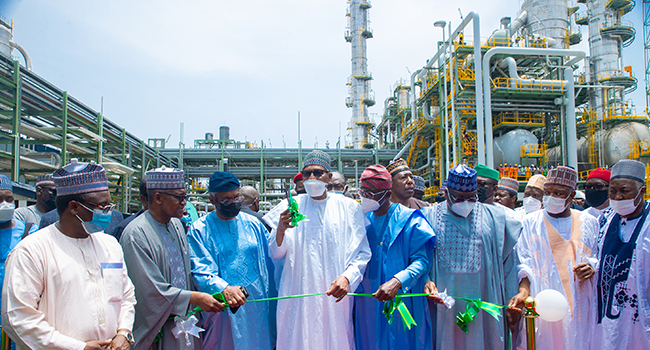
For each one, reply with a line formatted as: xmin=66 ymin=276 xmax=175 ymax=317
xmin=493 ymin=129 xmax=539 ymax=166
xmin=205 ymin=132 xmax=213 ymax=140
xmin=219 ymin=126 xmax=230 ymax=141
xmin=547 ymin=122 xmax=650 ymax=169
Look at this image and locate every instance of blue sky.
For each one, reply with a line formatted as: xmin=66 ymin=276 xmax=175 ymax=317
xmin=1 ymin=0 xmax=646 ymax=149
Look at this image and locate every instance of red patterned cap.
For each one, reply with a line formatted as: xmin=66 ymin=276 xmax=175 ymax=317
xmin=546 ymin=166 xmax=578 ymax=190
xmin=360 ymin=165 xmax=393 ymax=191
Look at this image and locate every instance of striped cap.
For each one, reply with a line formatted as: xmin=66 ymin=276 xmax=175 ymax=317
xmin=611 ymin=159 xmax=645 ymax=184
xmin=360 ymin=164 xmax=392 ymax=191
xmin=526 ymin=174 xmax=546 ymax=191
xmin=413 ymin=175 xmax=425 ymax=192
xmin=303 ymin=150 xmax=331 ymax=172
xmin=546 ymin=166 xmax=578 ymax=190
xmin=447 ymin=164 xmax=477 ymax=192
xmin=498 ymin=177 xmax=519 ymax=195
xmin=146 ymin=167 xmax=185 ymax=190
xmin=0 ymin=174 xmax=11 ymax=191
xmin=386 ymin=158 xmax=410 ymax=176
xmin=53 ymin=159 xmax=108 ymax=196
xmin=35 ymin=174 xmax=55 ymax=187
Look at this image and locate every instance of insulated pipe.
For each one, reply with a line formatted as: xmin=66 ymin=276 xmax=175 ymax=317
xmin=499 ymin=57 xmax=566 ymax=88
xmin=510 ymin=10 xmax=527 ymax=37
xmin=420 ymin=12 xmax=482 ymax=163
xmin=449 ymin=22 xmax=458 ymax=167
xmin=411 ymin=69 xmax=423 ymax=120
xmin=10 ymin=41 xmax=32 ymax=71
xmin=565 ymin=67 xmax=577 ymax=169
xmin=393 ymin=137 xmax=414 ymax=161
xmin=482 ymin=47 xmax=586 ymax=167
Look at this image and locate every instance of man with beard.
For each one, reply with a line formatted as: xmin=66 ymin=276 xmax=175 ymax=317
xmin=387 ymin=158 xmax=429 ymax=209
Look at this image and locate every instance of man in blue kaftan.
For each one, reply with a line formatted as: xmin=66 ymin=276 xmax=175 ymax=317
xmin=354 ymin=164 xmax=436 ymax=350
xmin=188 ymin=171 xmax=273 ymax=350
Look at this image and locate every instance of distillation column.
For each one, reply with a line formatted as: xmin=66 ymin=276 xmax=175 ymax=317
xmin=345 ymin=0 xmax=375 ymax=149
xmin=519 ymin=0 xmax=570 ymax=48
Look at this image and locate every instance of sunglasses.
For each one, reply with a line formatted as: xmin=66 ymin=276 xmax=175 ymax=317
xmin=160 ymin=192 xmax=189 ymax=204
xmin=302 ymin=169 xmax=328 ymax=179
xmin=79 ymin=201 xmax=115 ymax=214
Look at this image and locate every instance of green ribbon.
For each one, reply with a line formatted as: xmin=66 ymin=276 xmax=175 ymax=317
xmin=287 ymin=190 xmax=306 ymax=226
xmin=454 ymin=297 xmax=507 ymax=333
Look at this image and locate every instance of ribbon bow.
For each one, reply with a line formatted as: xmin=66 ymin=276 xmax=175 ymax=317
xmin=286 ymin=189 xmax=306 ymax=226
xmin=171 ymin=315 xmax=204 ymax=346
xmin=455 ymin=298 xmax=505 ymax=333
xmin=382 ymin=297 xmax=417 ymax=330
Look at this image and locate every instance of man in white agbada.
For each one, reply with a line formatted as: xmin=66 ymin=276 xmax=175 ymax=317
xmin=2 ymin=160 xmax=136 ymax=350
xmin=508 ymin=166 xmax=599 ymax=350
xmin=593 ymin=159 xmax=650 ymax=349
xmin=263 ymin=150 xmax=371 ymax=350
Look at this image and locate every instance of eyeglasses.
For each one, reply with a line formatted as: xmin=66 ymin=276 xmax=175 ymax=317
xmin=358 ymin=189 xmax=388 ymax=199
xmin=79 ymin=201 xmax=115 ymax=214
xmin=583 ymin=184 xmax=608 ymax=191
xmin=160 ymin=192 xmax=189 ymax=204
xmin=446 ymin=189 xmax=478 ymax=204
xmin=213 ymin=194 xmax=244 ymax=205
xmin=302 ymin=169 xmax=328 ymax=179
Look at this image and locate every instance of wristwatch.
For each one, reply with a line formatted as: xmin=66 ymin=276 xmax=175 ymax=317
xmin=115 ymin=330 xmax=135 ymax=344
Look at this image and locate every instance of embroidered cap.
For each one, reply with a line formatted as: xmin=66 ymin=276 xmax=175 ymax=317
xmin=413 ymin=175 xmax=425 ymax=192
xmin=209 ymin=171 xmax=240 ymax=193
xmin=447 ymin=164 xmax=477 ymax=192
xmin=498 ymin=177 xmax=519 ymax=196
xmin=546 ymin=166 xmax=578 ymax=190
xmin=53 ymin=159 xmax=108 ymax=196
xmin=386 ymin=158 xmax=410 ymax=176
xmin=360 ymin=165 xmax=392 ymax=191
xmin=35 ymin=174 xmax=55 ymax=188
xmin=526 ymin=174 xmax=546 ymax=191
xmin=587 ymin=168 xmax=611 ymax=183
xmin=146 ymin=167 xmax=185 ymax=190
xmin=302 ymin=150 xmax=331 ymax=172
xmin=610 ymin=159 xmax=646 ymax=184
xmin=0 ymin=174 xmax=11 ymax=191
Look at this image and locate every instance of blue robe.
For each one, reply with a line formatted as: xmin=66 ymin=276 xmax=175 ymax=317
xmin=354 ymin=203 xmax=436 ymax=350
xmin=187 ymin=211 xmax=274 ymax=350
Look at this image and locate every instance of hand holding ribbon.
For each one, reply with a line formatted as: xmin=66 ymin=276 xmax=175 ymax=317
xmin=286 ymin=188 xmax=306 ymax=226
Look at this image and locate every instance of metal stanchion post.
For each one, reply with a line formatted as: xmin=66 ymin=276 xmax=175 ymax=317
xmin=523 ymin=296 xmax=539 ymax=350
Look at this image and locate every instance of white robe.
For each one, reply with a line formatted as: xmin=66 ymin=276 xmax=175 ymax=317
xmin=263 ymin=193 xmax=371 ymax=350
xmin=1 ymin=224 xmax=136 ymax=350
xmin=514 ymin=209 xmax=599 ymax=350
xmin=592 ymin=205 xmax=650 ymax=349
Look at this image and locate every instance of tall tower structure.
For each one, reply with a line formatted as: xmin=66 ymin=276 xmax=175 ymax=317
xmin=345 ymin=0 xmax=375 ymax=149
xmin=575 ymin=0 xmax=636 ymax=117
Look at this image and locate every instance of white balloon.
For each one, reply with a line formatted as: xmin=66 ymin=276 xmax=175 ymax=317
xmin=535 ymin=289 xmax=569 ymax=322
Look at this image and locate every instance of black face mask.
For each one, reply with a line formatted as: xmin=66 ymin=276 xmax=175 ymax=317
xmin=217 ymin=202 xmax=242 ymax=218
xmin=585 ymin=189 xmax=608 ymax=208
xmin=296 ymin=189 xmax=307 ymax=194
xmin=477 ymin=187 xmax=492 ymax=203
xmin=44 ymin=197 xmax=56 ymax=212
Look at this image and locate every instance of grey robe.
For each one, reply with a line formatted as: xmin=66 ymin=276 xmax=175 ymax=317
xmin=120 ymin=211 xmax=199 ymax=350
xmin=422 ymin=202 xmax=522 ymax=350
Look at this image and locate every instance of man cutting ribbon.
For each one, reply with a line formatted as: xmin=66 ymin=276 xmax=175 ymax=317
xmin=354 ymin=164 xmax=435 ymax=350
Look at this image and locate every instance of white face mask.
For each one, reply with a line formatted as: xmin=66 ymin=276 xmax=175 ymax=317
xmin=0 ymin=201 xmax=14 ymax=223
xmin=610 ymin=190 xmax=643 ymax=216
xmin=523 ymin=197 xmax=542 ymax=214
xmin=361 ymin=197 xmax=380 ymax=213
xmin=304 ymin=179 xmax=327 ymax=198
xmin=450 ymin=201 xmax=475 ymax=217
xmin=543 ymin=195 xmax=570 ymax=215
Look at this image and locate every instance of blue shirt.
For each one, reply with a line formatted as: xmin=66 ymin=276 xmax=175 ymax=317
xmin=1 ymin=219 xmax=38 ymax=327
